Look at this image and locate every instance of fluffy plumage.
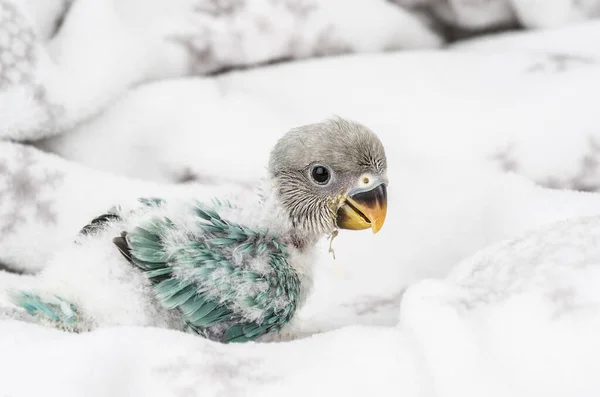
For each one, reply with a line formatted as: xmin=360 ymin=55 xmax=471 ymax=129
xmin=7 ymin=117 xmax=388 ymax=343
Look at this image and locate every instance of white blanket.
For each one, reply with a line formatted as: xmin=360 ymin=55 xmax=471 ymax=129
xmin=3 ymin=2 xmax=600 ymax=396
xmin=0 ymin=0 xmax=441 ymax=140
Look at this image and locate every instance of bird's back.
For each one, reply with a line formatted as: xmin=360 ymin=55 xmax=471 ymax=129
xmin=112 ymin=197 xmax=302 ymax=343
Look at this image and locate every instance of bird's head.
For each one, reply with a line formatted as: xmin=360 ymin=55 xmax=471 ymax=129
xmin=268 ymin=117 xmax=388 ymax=240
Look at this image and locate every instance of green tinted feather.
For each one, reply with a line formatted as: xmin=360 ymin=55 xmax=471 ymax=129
xmin=145 ymin=267 xmax=173 ymax=278
xmin=121 ymin=199 xmax=301 ymax=343
xmin=179 ymin=294 xmax=209 ymax=316
xmin=200 ymin=306 xmax=231 ymax=326
xmin=162 ymin=287 xmax=197 ymax=310
xmin=128 ymin=227 xmax=162 ymax=243
xmin=138 ymin=197 xmax=167 ymax=207
xmin=187 ymin=301 xmax=219 ymax=324
xmin=223 ymin=324 xmax=245 ymax=342
xmin=9 ymin=291 xmax=87 ymax=332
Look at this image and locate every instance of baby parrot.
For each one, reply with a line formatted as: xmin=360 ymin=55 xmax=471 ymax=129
xmin=9 ymin=117 xmax=388 ymax=343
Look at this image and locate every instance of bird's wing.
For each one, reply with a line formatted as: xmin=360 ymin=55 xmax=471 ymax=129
xmin=113 ymin=199 xmax=300 ymax=343
xmin=78 ymin=198 xmax=166 ymax=238
xmin=78 ymin=212 xmax=122 ymax=237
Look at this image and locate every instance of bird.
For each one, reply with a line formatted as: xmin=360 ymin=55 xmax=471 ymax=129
xmin=6 ymin=117 xmax=388 ymax=343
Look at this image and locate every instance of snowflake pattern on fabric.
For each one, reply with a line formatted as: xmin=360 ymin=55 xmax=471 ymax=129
xmin=0 ymin=0 xmax=67 ymax=139
xmin=0 ymin=0 xmax=37 ymax=90
xmin=543 ymin=137 xmax=600 ymax=192
xmin=175 ymin=0 xmax=358 ymax=75
xmin=491 ymin=137 xmax=600 ymax=192
xmin=526 ymin=53 xmax=596 ymax=73
xmin=341 ymin=291 xmax=404 ymax=317
xmin=0 ymin=146 xmax=64 ymax=236
xmin=491 ymin=143 xmax=519 ymax=173
xmin=194 ymin=0 xmax=246 ymax=17
xmin=153 ymin=343 xmax=279 ymax=397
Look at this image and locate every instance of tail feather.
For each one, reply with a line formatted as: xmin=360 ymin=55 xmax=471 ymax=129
xmin=113 ymin=231 xmax=133 ymax=263
xmin=8 ymin=291 xmax=87 ymax=333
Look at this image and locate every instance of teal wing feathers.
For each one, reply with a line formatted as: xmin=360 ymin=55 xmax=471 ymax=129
xmin=114 ymin=199 xmax=301 ymax=343
xmin=9 ymin=291 xmax=86 ymax=332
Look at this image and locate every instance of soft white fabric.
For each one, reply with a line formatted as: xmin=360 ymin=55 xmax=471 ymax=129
xmin=0 ymin=0 xmax=441 ymax=140
xmin=2 ymin=2 xmax=600 ymax=396
xmin=394 ymin=0 xmax=600 ymax=29
xmin=39 ymin=20 xmax=600 ymax=191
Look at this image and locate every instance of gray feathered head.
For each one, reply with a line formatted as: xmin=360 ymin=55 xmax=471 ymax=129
xmin=268 ymin=117 xmax=388 ymax=238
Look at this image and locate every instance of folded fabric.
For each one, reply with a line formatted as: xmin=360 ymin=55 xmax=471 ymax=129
xmin=3 ymin=139 xmax=600 ymax=334
xmin=3 ymin=212 xmax=600 ymax=397
xmin=37 ymin=32 xmax=600 ymax=191
xmin=0 ymin=0 xmax=442 ymax=141
xmin=394 ymin=0 xmax=600 ymax=30
xmin=3 ymin=5 xmax=600 ymax=395
xmin=451 ymin=18 xmax=600 ymax=56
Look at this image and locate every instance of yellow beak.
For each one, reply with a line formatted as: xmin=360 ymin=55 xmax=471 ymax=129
xmin=335 ymin=183 xmax=387 ymax=234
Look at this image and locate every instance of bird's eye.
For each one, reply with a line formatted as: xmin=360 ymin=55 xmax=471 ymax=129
xmin=310 ymin=165 xmax=331 ymax=185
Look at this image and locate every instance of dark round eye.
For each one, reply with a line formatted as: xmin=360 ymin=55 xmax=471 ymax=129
xmin=311 ymin=165 xmax=330 ymax=185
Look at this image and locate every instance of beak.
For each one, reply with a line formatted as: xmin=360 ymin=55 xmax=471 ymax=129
xmin=336 ymin=181 xmax=387 ymax=234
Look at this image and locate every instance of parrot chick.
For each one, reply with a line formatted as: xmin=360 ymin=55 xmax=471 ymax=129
xmin=8 ymin=117 xmax=388 ymax=343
